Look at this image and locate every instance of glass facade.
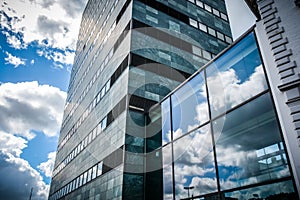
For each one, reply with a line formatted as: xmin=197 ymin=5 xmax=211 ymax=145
xmin=49 ymin=0 xmax=232 ymax=199
xmin=153 ymin=32 xmax=298 ymax=199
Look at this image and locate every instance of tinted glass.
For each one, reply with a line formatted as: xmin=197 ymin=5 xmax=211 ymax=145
xmin=162 ymin=144 xmax=173 ymax=199
xmin=171 ymin=71 xmax=209 ymax=139
xmin=162 ymin=98 xmax=172 ymax=145
xmin=206 ymin=32 xmax=268 ymax=117
xmin=213 ymin=93 xmax=291 ymax=190
xmin=173 ymin=125 xmax=217 ymax=198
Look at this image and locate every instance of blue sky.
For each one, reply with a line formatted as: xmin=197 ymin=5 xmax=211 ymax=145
xmin=0 ymin=0 xmax=255 ymax=199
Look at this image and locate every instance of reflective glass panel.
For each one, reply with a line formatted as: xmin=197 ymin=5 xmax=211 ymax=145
xmin=173 ymin=125 xmax=217 ymax=198
xmin=162 ymin=144 xmax=173 ymax=200
xmin=224 ymin=180 xmax=296 ymax=199
xmin=213 ymin=93 xmax=291 ymax=190
xmin=206 ymin=32 xmax=268 ymax=117
xmin=162 ymin=98 xmax=171 ymax=145
xmin=171 ymin=71 xmax=209 ymax=139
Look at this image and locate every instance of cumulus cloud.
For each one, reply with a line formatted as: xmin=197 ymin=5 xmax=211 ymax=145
xmin=0 ymin=0 xmax=88 ymax=65
xmin=6 ymin=34 xmax=25 ymax=49
xmin=4 ymin=51 xmax=26 ymax=68
xmin=38 ymin=152 xmax=56 ymax=178
xmin=0 ymin=82 xmax=67 ymax=199
xmin=0 ymin=133 xmax=49 ymax=200
xmin=208 ymin=64 xmax=267 ymax=116
xmin=0 ymin=81 xmax=67 ymax=139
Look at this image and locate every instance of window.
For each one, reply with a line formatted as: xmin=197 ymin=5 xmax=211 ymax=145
xmin=212 ymin=8 xmax=220 ymax=16
xmin=97 ymin=161 xmax=103 ymax=176
xmin=102 ymin=116 xmax=107 ymax=130
xmin=192 ymin=46 xmax=202 ymax=57
xmin=171 ymin=71 xmax=209 ymax=137
xmin=189 ymin=18 xmax=198 ymax=28
xmin=196 ymin=0 xmax=203 ymax=8
xmin=217 ymin=32 xmax=225 ymax=41
xmin=92 ymin=165 xmax=97 ymax=179
xmin=87 ymin=168 xmax=92 ymax=182
xmin=105 ymin=80 xmax=111 ymax=92
xmin=83 ymin=171 xmax=88 ymax=185
xmin=225 ymin=35 xmax=233 ymax=43
xmin=198 ymin=22 xmax=207 ymax=32
xmin=101 ymin=87 xmax=105 ymax=98
xmin=220 ymin=12 xmax=228 ymax=21
xmin=204 ymin=4 xmax=212 ymax=12
xmin=202 ymin=50 xmax=212 ymax=60
xmin=208 ymin=27 xmax=216 ymax=37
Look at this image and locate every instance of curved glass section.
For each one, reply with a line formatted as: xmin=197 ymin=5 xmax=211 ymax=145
xmin=171 ymin=71 xmax=209 ymax=140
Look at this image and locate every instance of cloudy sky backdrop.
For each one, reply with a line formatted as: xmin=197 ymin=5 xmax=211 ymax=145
xmin=0 ymin=0 xmax=255 ymax=199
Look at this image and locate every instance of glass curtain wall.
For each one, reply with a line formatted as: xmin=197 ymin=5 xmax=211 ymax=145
xmin=154 ymin=31 xmax=298 ymax=199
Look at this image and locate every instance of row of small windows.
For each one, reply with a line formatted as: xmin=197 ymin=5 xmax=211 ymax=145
xmin=57 ymin=54 xmax=129 ymax=156
xmin=50 ymin=147 xmax=124 ymax=200
xmin=50 ymin=161 xmax=103 ymax=200
xmin=60 ymin=22 xmax=131 ymax=148
xmin=52 ymin=117 xmax=107 ymax=177
xmin=53 ymin=94 xmax=127 ymax=179
xmin=52 ymin=116 xmax=107 ymax=177
xmin=189 ymin=17 xmax=232 ymax=44
xmin=57 ymin=78 xmax=111 ymax=152
xmin=69 ymin=18 xmax=116 ymax=101
xmin=69 ymin=0 xmax=119 ymax=98
xmin=187 ymin=0 xmax=228 ymax=22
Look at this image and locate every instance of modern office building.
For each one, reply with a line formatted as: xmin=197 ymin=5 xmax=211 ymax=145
xmin=48 ymin=0 xmax=232 ymax=199
xmin=49 ymin=0 xmax=300 ymax=199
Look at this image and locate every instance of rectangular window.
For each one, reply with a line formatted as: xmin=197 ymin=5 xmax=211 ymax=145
xmin=208 ymin=27 xmax=216 ymax=37
xmin=105 ymin=79 xmax=111 ymax=92
xmin=204 ymin=4 xmax=212 ymax=12
xmin=102 ymin=116 xmax=107 ymax=130
xmin=225 ymin=35 xmax=233 ymax=43
xmin=217 ymin=32 xmax=225 ymax=41
xmin=97 ymin=161 xmax=103 ymax=176
xmin=220 ymin=12 xmax=228 ymax=21
xmin=212 ymin=8 xmax=220 ymax=17
xmin=198 ymin=22 xmax=207 ymax=32
xmin=189 ymin=18 xmax=198 ymax=28
xmin=83 ymin=171 xmax=88 ymax=185
xmin=97 ymin=122 xmax=102 ymax=135
xmin=196 ymin=0 xmax=203 ymax=8
xmin=101 ymin=87 xmax=105 ymax=98
xmin=192 ymin=46 xmax=202 ymax=57
xmin=79 ymin=174 xmax=83 ymax=187
xmin=87 ymin=168 xmax=92 ymax=182
xmin=202 ymin=50 xmax=212 ymax=60
xmin=92 ymin=165 xmax=97 ymax=179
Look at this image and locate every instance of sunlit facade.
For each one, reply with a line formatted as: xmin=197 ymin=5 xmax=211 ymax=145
xmin=48 ymin=0 xmax=232 ymax=199
xmin=148 ymin=31 xmax=299 ymax=199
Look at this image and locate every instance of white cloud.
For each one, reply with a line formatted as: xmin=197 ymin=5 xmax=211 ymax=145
xmin=4 ymin=51 xmax=26 ymax=68
xmin=6 ymin=34 xmax=25 ymax=49
xmin=0 ymin=0 xmax=88 ymax=65
xmin=208 ymin=65 xmax=267 ymax=115
xmin=0 ymin=133 xmax=49 ymax=200
xmin=38 ymin=152 xmax=56 ymax=178
xmin=0 ymin=81 xmax=67 ymax=139
xmin=31 ymin=59 xmax=35 ymax=64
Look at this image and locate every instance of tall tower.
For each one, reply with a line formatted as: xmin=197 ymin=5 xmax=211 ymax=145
xmin=48 ymin=0 xmax=232 ymax=199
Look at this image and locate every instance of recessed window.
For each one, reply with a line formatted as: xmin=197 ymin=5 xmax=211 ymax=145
xmin=204 ymin=4 xmax=212 ymax=12
xmin=192 ymin=46 xmax=202 ymax=56
xmin=208 ymin=27 xmax=216 ymax=37
xmin=212 ymin=8 xmax=220 ymax=17
xmin=198 ymin=22 xmax=207 ymax=32
xmin=203 ymin=50 xmax=212 ymax=60
xmin=225 ymin=35 xmax=233 ymax=43
xmin=196 ymin=0 xmax=203 ymax=8
xmin=102 ymin=116 xmax=107 ymax=130
xmin=188 ymin=0 xmax=195 ymax=3
xmin=92 ymin=165 xmax=97 ymax=179
xmin=97 ymin=161 xmax=103 ymax=176
xmin=220 ymin=12 xmax=228 ymax=21
xmin=189 ymin=18 xmax=198 ymax=28
xmin=217 ymin=32 xmax=225 ymax=41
